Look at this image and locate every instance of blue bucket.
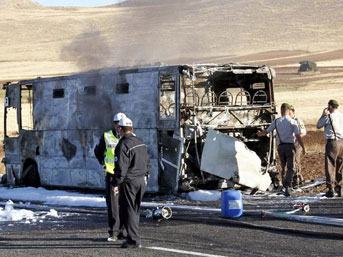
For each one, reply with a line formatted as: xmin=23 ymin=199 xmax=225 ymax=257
xmin=221 ymin=190 xmax=243 ymax=218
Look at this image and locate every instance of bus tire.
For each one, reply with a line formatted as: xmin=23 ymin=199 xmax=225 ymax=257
xmin=23 ymin=164 xmax=40 ymax=187
xmin=1 ymin=174 xmax=7 ymax=184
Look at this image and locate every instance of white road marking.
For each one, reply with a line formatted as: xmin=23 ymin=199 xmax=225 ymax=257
xmin=145 ymin=246 xmax=227 ymax=257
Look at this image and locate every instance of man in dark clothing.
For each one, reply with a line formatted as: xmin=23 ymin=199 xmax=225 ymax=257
xmin=111 ymin=117 xmax=150 ymax=248
xmin=94 ymin=112 xmax=126 ymax=241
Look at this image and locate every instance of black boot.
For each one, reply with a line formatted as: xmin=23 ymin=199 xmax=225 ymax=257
xmin=277 ymin=187 xmax=290 ymax=197
xmin=324 ymin=189 xmax=334 ymax=198
xmin=284 ymin=187 xmax=290 ymax=197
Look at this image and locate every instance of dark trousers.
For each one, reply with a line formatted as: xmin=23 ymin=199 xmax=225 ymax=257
xmin=105 ymin=173 xmax=123 ymax=236
xmin=119 ymin=177 xmax=146 ymax=245
xmin=325 ymin=140 xmax=343 ymax=191
xmin=278 ymin=143 xmax=296 ymax=188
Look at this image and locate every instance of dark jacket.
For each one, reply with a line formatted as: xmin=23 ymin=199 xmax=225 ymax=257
xmin=94 ymin=129 xmax=118 ymax=165
xmin=112 ymin=133 xmax=150 ymax=186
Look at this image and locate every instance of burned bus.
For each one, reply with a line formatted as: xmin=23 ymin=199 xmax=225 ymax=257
xmin=2 ymin=64 xmax=278 ymax=193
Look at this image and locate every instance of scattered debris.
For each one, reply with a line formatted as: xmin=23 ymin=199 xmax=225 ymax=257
xmin=201 ymin=130 xmax=271 ymax=191
xmin=145 ymin=206 xmax=173 ymax=220
xmin=300 ymin=178 xmax=326 ymax=190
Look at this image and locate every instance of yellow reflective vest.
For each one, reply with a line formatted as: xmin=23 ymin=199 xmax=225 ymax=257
xmin=104 ymin=130 xmax=120 ymax=174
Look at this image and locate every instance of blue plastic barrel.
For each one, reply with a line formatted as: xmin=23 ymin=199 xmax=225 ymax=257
xmin=221 ymin=190 xmax=243 ymax=218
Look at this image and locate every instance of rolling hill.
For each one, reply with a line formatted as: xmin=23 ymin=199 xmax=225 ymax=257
xmin=0 ymin=0 xmax=343 ymax=80
xmin=0 ymin=0 xmax=41 ymax=8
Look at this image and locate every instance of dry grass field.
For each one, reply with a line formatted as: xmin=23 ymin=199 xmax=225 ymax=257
xmin=1 ymin=0 xmax=343 ymax=79
xmin=1 ymin=0 xmax=343 ymax=179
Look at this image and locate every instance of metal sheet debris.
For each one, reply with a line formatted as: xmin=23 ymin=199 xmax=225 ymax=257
xmin=201 ymin=130 xmax=271 ymax=191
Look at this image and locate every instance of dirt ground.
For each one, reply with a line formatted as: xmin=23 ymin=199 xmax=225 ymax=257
xmin=295 ymin=131 xmax=330 ymax=194
xmin=269 ymin=130 xmax=325 ymax=187
xmin=296 ymin=130 xmax=326 ymax=180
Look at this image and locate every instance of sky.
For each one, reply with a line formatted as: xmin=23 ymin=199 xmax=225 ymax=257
xmin=32 ymin=0 xmax=125 ymax=7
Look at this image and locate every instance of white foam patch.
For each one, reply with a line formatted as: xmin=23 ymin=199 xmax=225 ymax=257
xmin=0 ymin=187 xmax=106 ymax=208
xmin=188 ymin=190 xmax=221 ymax=201
xmin=0 ymin=200 xmax=65 ymax=223
xmin=47 ymin=209 xmax=59 ymax=218
xmin=0 ymin=200 xmax=34 ymax=222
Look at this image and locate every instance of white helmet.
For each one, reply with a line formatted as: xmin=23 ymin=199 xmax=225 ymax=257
xmin=119 ymin=117 xmax=133 ymax=127
xmin=113 ymin=112 xmax=126 ymax=122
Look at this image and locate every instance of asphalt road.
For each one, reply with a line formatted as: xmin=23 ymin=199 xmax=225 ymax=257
xmin=1 ymin=198 xmax=343 ymax=257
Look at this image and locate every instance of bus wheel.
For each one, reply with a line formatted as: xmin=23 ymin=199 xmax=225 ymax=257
xmin=1 ymin=174 xmax=7 ymax=184
xmin=23 ymin=164 xmax=40 ymax=187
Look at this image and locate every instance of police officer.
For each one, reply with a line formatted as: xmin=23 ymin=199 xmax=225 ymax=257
xmin=289 ymin=105 xmax=307 ymax=187
xmin=257 ymin=103 xmax=306 ymax=196
xmin=317 ymin=99 xmax=343 ymax=197
xmin=94 ymin=112 xmax=126 ymax=241
xmin=111 ymin=117 xmax=150 ymax=248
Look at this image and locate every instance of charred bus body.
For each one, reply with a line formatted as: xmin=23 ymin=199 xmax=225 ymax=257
xmin=2 ymin=64 xmax=278 ymax=193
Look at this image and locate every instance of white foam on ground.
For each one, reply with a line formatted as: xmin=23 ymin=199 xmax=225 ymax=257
xmin=47 ymin=209 xmax=59 ymax=218
xmin=0 ymin=200 xmax=63 ymax=223
xmin=188 ymin=190 xmax=221 ymax=201
xmin=0 ymin=200 xmax=34 ymax=222
xmin=0 ymin=187 xmax=106 ymax=208
xmin=0 ymin=185 xmax=329 ymax=223
xmin=0 ymin=186 xmax=326 ymax=206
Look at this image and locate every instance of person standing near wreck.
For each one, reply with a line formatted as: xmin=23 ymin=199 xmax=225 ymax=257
xmin=289 ymin=105 xmax=307 ymax=187
xmin=94 ymin=112 xmax=127 ymax=241
xmin=112 ymin=117 xmax=150 ymax=248
xmin=257 ymin=103 xmax=306 ymax=197
xmin=317 ymin=100 xmax=343 ymax=198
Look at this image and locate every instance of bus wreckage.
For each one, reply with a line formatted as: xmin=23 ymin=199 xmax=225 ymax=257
xmin=2 ymin=64 xmax=278 ymax=194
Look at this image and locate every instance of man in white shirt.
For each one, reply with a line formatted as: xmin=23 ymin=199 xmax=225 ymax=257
xmin=257 ymin=103 xmax=306 ymax=197
xmin=317 ymin=99 xmax=343 ymax=197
